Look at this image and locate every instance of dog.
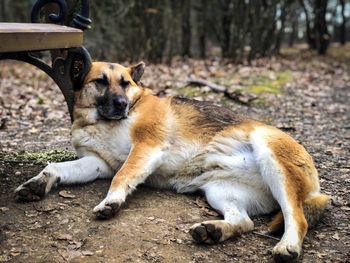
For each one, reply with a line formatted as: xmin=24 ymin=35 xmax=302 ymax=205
xmin=15 ymin=61 xmax=330 ymax=262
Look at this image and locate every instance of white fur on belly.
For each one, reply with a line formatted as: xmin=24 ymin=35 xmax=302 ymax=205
xmin=175 ymin=135 xmax=278 ymax=215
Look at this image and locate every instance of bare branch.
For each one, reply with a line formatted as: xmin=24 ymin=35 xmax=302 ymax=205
xmin=252 ymin=231 xmax=281 ymax=241
xmin=185 ymin=78 xmax=227 ymax=93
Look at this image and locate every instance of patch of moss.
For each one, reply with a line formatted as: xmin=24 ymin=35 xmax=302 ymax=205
xmin=37 ymin=96 xmax=45 ymax=105
xmin=247 ymin=71 xmax=292 ymax=95
xmin=1 ymin=150 xmax=77 ymax=164
xmin=328 ymin=44 xmax=350 ymax=59
xmin=249 ymin=84 xmax=281 ymax=94
xmin=178 ymin=85 xmax=208 ymax=97
xmin=251 ymin=97 xmax=268 ymax=106
xmin=276 ymin=71 xmax=293 ymax=83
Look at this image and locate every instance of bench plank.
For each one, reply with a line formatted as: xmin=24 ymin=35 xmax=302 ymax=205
xmin=0 ymin=23 xmax=83 ymax=52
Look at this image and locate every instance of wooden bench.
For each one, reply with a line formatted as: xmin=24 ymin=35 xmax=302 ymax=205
xmin=0 ymin=23 xmax=83 ymax=52
xmin=0 ymin=0 xmax=93 ymax=121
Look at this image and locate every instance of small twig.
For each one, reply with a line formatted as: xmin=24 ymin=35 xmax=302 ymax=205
xmin=185 ymin=78 xmax=257 ymax=105
xmin=12 ymin=204 xmax=26 ymax=212
xmin=186 ymin=78 xmax=227 ymax=93
xmin=225 ymin=91 xmax=258 ymax=105
xmin=252 ymin=231 xmax=280 ymax=241
xmin=312 ymin=218 xmax=332 ymax=229
xmin=122 ymin=208 xmax=159 ymax=212
xmin=57 ymin=248 xmax=68 ymax=262
xmin=141 ymin=239 xmax=161 ymax=245
xmin=319 ymin=218 xmax=331 ymax=226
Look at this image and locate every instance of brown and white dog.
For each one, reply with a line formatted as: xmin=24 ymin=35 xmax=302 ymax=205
xmin=15 ymin=62 xmax=329 ymax=262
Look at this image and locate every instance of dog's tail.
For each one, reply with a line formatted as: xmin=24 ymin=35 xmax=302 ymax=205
xmin=269 ymin=193 xmax=330 ymax=233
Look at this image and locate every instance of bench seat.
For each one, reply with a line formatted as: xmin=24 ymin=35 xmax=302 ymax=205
xmin=0 ymin=23 xmax=83 ymax=53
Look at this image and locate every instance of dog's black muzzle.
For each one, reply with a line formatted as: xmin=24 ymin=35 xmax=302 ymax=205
xmin=96 ymin=92 xmax=129 ymax=120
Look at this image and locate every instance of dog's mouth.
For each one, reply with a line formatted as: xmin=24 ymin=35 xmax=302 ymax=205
xmin=97 ymin=105 xmax=128 ymax=120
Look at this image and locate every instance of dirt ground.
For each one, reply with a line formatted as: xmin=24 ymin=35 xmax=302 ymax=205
xmin=0 ymin=46 xmax=349 ymax=262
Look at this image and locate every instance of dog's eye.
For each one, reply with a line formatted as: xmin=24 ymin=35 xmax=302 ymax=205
xmin=95 ymin=75 xmax=109 ymax=86
xmin=120 ymin=77 xmax=130 ymax=89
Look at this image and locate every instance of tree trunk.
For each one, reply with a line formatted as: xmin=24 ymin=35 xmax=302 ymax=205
xmin=0 ymin=0 xmax=6 ymax=21
xmin=300 ymin=0 xmax=316 ymax=49
xmin=314 ymin=0 xmax=330 ymax=54
xmin=219 ymin=0 xmax=234 ymax=58
xmin=197 ymin=0 xmax=207 ymax=58
xmin=181 ymin=0 xmax=191 ymax=57
xmin=274 ymin=1 xmax=288 ymax=52
xmin=231 ymin=0 xmax=249 ymax=63
xmin=289 ymin=17 xmax=298 ymax=47
xmin=340 ymin=0 xmax=346 ymax=45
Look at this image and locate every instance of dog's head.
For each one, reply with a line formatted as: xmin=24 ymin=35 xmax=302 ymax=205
xmin=76 ymin=61 xmax=145 ymax=120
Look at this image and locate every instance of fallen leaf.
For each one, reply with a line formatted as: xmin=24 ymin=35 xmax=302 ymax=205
xmin=33 ymin=204 xmax=56 ymax=213
xmin=82 ymin=250 xmax=94 ymax=256
xmin=68 ymin=240 xmax=83 ymax=250
xmin=176 ymin=239 xmax=183 ymax=244
xmin=59 ymin=190 xmax=76 ymax=199
xmin=56 ymin=234 xmax=73 ymax=241
xmin=332 ymin=233 xmax=340 ymax=240
xmin=10 ymin=252 xmax=21 ymax=257
xmin=340 ymin=206 xmax=350 ymax=211
xmin=58 ymin=248 xmax=82 ymax=261
xmin=194 ymin=197 xmax=220 ymax=217
xmin=0 ymin=207 xmax=9 ymax=212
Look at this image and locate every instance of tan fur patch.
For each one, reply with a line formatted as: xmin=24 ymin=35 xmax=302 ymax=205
xmin=84 ymin=62 xmax=136 ymax=86
xmin=130 ymin=94 xmax=169 ymax=146
xmin=266 ymin=127 xmax=318 ymax=239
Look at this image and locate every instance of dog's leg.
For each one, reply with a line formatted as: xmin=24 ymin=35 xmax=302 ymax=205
xmin=190 ymin=181 xmax=254 ymax=244
xmin=251 ymin=129 xmax=309 ymax=262
xmin=93 ymin=144 xmax=163 ymax=219
xmin=15 ymin=155 xmax=113 ymax=201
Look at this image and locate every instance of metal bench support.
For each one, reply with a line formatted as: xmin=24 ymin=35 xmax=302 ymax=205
xmin=0 ymin=0 xmax=92 ymax=122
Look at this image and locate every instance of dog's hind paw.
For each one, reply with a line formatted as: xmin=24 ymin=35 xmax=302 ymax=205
xmin=190 ymin=222 xmax=223 ymax=244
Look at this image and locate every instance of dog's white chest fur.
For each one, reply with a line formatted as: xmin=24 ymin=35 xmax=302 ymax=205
xmin=71 ymin=112 xmax=135 ymax=170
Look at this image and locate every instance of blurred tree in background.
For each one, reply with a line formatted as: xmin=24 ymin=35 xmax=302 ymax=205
xmin=0 ymin=0 xmax=349 ymax=62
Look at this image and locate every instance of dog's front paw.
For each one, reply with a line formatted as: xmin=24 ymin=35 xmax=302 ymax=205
xmin=15 ymin=172 xmax=59 ymax=202
xmin=93 ymin=190 xmax=126 ymax=219
xmin=273 ymin=241 xmax=301 ymax=262
xmin=93 ymin=200 xmax=121 ymax=219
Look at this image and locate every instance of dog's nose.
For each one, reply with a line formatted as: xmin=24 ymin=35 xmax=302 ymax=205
xmin=112 ymin=95 xmax=127 ymax=110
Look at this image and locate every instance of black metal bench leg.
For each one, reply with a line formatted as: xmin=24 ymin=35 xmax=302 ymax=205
xmin=0 ymin=47 xmax=91 ymax=122
xmin=0 ymin=0 xmax=93 ymax=122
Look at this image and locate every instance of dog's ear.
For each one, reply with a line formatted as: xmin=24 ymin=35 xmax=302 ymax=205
xmin=130 ymin=61 xmax=145 ymax=83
